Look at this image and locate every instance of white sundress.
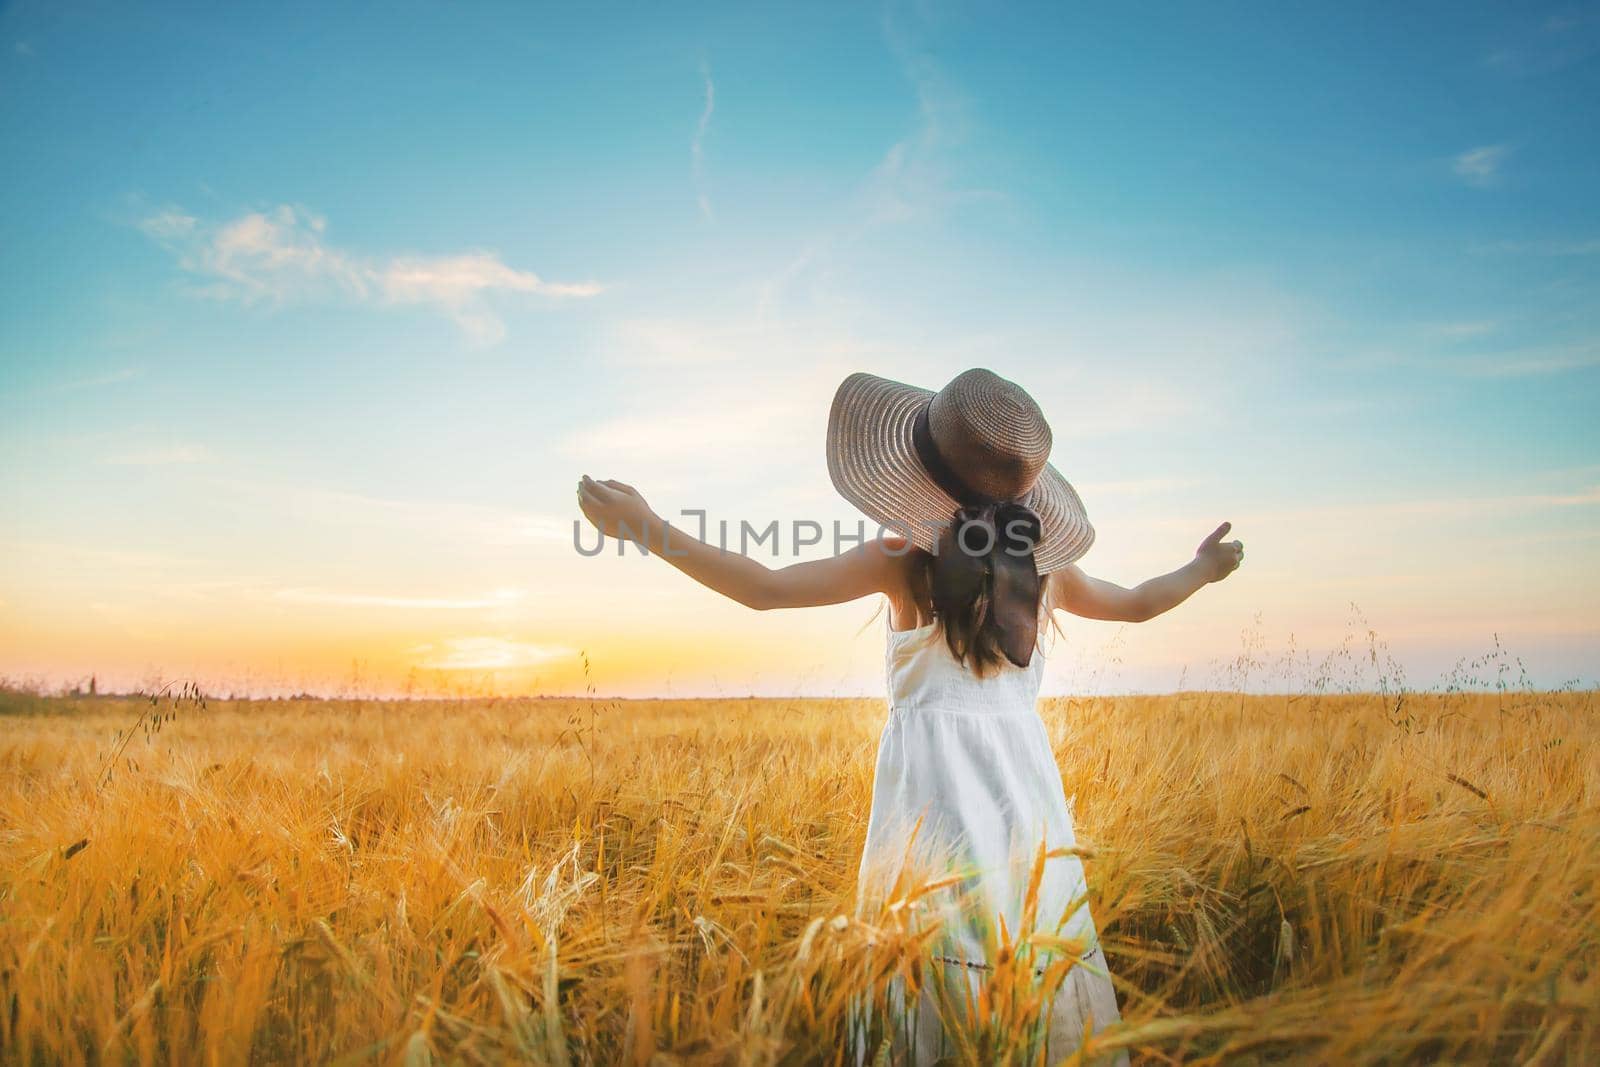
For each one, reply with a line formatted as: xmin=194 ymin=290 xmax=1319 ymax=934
xmin=851 ymin=618 xmax=1127 ymax=1066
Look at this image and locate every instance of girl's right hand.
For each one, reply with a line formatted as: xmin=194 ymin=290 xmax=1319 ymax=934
xmin=577 ymin=476 xmax=658 ymax=540
xmin=1195 ymin=521 xmax=1244 ymax=582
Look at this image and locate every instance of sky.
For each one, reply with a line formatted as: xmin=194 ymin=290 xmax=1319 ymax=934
xmin=2 ymin=1 xmax=1597 ymax=698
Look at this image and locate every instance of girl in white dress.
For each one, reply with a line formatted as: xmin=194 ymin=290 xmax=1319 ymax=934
xmin=578 ymin=368 xmax=1244 ymax=1063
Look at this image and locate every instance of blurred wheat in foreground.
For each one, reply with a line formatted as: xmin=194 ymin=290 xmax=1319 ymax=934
xmin=1 ymin=683 xmax=1595 ymax=1065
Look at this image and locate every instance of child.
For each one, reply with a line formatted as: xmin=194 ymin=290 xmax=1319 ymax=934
xmin=578 ymin=368 xmax=1244 ymax=1062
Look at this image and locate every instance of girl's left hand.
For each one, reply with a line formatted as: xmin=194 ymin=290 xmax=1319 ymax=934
xmin=1195 ymin=521 xmax=1244 ymax=582
xmin=577 ymin=476 xmax=657 ymax=539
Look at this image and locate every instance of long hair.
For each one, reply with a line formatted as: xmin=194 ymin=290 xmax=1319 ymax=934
xmin=908 ymin=545 xmax=1050 ymax=677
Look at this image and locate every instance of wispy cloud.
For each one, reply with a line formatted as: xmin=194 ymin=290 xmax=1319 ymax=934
xmin=210 ymin=476 xmax=575 ymax=549
xmin=1485 ymin=10 xmax=1598 ymax=74
xmin=758 ymin=11 xmax=999 ymax=317
xmin=274 ymin=587 xmax=525 ymax=610
xmin=604 ymin=317 xmax=862 ymax=368
xmin=562 ymin=395 xmax=816 ymax=461
xmin=1475 ymin=237 xmax=1600 ymax=257
xmin=1343 ymin=486 xmax=1600 ymax=518
xmin=869 ymin=6 xmax=990 ymax=221
xmin=1423 ymin=320 xmax=1499 ymax=340
xmin=1136 ymin=485 xmax=1600 ymax=538
xmin=137 ymin=207 xmax=197 ymax=241
xmin=1452 ymin=144 xmax=1510 ymax=188
xmin=104 ymin=444 xmax=210 ymax=466
xmin=569 ymin=316 xmax=884 ymax=477
xmin=138 ymin=204 xmax=602 ymax=343
xmin=692 ymin=62 xmax=716 ymax=221
xmin=1075 ymin=478 xmax=1198 ymax=497
xmin=411 ymin=636 xmax=571 ymax=670
xmin=1450 ymin=344 xmax=1600 ymax=377
xmin=0 ymin=539 xmax=201 ymax=574
xmin=56 ymin=367 xmax=141 ymax=392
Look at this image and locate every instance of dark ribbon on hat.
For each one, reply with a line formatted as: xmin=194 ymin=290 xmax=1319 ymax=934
xmin=913 ymin=404 xmax=1043 ymax=668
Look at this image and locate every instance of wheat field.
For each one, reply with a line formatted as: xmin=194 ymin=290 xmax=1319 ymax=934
xmin=0 ymin=678 xmax=1595 ymax=1065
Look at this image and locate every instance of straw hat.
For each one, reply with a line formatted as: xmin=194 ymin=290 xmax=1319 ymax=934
xmin=825 ymin=368 xmax=1094 ymax=573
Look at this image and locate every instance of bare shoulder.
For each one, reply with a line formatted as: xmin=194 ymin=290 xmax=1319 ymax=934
xmin=868 ymin=532 xmax=926 ymax=622
xmin=796 ymin=531 xmax=915 ymax=595
xmin=865 ymin=531 xmax=917 ymax=590
xmin=1041 ymin=568 xmax=1058 ymax=611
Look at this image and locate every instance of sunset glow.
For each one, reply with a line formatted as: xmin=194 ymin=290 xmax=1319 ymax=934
xmin=2 ymin=4 xmax=1597 ymax=696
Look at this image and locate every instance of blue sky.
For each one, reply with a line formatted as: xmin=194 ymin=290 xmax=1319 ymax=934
xmin=2 ymin=1 xmax=1597 ymax=696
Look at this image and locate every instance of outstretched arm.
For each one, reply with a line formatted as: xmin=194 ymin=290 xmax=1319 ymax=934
xmin=577 ymin=476 xmax=899 ymax=610
xmin=1051 ymin=521 xmax=1244 ymax=623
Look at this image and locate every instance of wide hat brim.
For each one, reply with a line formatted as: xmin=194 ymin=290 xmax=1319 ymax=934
xmin=826 ymin=372 xmax=1095 ymax=573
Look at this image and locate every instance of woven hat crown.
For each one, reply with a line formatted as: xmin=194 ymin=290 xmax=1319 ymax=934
xmin=926 ymin=369 xmax=1053 ymax=501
